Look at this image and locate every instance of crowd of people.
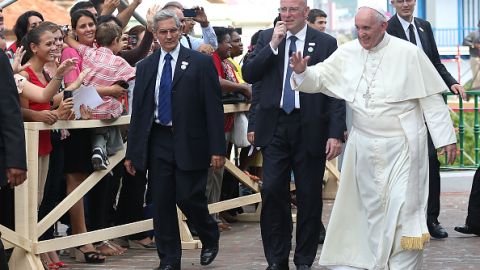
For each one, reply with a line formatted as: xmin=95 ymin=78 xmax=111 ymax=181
xmin=0 ymin=0 xmax=479 ymax=270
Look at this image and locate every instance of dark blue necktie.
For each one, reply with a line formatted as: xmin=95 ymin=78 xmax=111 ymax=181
xmin=157 ymin=53 xmax=173 ymax=125
xmin=282 ymin=36 xmax=297 ymax=114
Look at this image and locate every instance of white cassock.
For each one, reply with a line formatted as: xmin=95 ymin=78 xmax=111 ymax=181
xmin=292 ymin=33 xmax=456 ymax=270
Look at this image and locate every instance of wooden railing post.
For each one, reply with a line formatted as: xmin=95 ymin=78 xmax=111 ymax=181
xmin=8 ymin=128 xmax=42 ymax=270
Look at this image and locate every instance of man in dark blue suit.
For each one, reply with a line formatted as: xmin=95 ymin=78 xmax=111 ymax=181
xmin=0 ymin=48 xmax=28 ymax=269
xmin=387 ymin=0 xmax=467 ymax=239
xmin=124 ymin=10 xmax=226 ymax=270
xmin=242 ymin=0 xmax=346 ymax=269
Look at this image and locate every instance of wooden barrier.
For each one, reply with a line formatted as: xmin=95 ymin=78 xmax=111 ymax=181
xmin=0 ymin=103 xmax=340 ymax=269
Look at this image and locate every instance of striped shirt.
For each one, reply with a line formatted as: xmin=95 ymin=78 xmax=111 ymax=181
xmin=77 ymin=44 xmax=136 ymax=87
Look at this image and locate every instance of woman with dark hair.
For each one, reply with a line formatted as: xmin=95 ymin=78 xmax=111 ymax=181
xmin=6 ymin=10 xmax=44 ymax=59
xmin=60 ymin=9 xmax=126 ymax=261
xmin=18 ymin=22 xmax=75 ymax=269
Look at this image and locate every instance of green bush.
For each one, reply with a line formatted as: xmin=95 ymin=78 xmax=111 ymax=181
xmin=441 ymin=110 xmax=478 ymax=168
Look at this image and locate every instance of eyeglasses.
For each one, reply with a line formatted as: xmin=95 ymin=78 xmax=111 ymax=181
xmin=394 ymin=0 xmax=415 ymax=4
xmin=278 ymin=7 xmax=303 ymax=14
xmin=157 ymin=28 xmax=179 ymax=36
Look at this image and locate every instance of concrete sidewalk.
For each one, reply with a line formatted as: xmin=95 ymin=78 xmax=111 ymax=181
xmin=58 ymin=171 xmax=480 ymax=269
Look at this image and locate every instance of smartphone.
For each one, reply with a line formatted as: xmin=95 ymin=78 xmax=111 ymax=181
xmin=115 ymin=80 xmax=129 ymax=89
xmin=183 ymin=8 xmax=197 ymax=18
xmin=63 ymin=90 xmax=73 ymax=100
xmin=128 ymin=35 xmax=138 ymax=46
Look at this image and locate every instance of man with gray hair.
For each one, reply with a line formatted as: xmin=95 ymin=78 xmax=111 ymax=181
xmin=125 ymin=9 xmax=226 ymax=270
xmin=243 ymin=0 xmax=346 ymax=269
xmin=290 ymin=5 xmax=457 ymax=270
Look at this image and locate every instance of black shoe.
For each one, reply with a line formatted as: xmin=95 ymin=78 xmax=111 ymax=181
xmin=296 ymin=264 xmax=311 ymax=270
xmin=200 ymin=245 xmax=219 ymax=265
xmin=266 ymin=262 xmax=289 ymax=270
xmin=154 ymin=264 xmax=179 ymax=270
xmin=427 ymin=221 xmax=448 ymax=239
xmin=454 ymin=224 xmax=480 ymax=236
xmin=92 ymin=147 xmax=109 ymax=171
xmin=319 ymin=223 xmax=326 ymax=244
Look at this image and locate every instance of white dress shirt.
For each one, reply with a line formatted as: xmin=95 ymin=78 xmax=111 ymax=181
xmin=154 ymin=44 xmax=180 ymax=125
xmin=397 ymin=14 xmax=424 ymax=51
xmin=270 ymin=23 xmax=307 ymax=109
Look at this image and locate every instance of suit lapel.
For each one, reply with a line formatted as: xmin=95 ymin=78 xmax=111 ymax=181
xmin=277 ymin=38 xmax=286 ymax=83
xmin=172 ymin=46 xmax=191 ymax=89
xmin=392 ymin=15 xmax=408 ymax=41
xmin=303 ymin=27 xmax=316 ymax=60
xmin=145 ymin=49 xmax=161 ymax=99
xmin=414 ymin=19 xmax=429 ymax=52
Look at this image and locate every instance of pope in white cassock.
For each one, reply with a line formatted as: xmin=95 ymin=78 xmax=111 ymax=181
xmin=290 ymin=5 xmax=457 ymax=270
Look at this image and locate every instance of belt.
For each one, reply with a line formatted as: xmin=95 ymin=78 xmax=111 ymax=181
xmin=352 ymin=113 xmax=404 ymax=138
xmin=153 ymin=122 xmax=173 ymax=130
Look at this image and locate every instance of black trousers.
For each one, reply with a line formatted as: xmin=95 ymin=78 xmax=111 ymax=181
xmin=115 ymin=168 xmax=149 ymax=240
xmin=149 ymin=124 xmax=219 ymax=267
xmin=87 ymin=162 xmax=124 ymax=232
xmin=427 ymin=131 xmax=442 ymax=223
xmin=466 ymin=166 xmax=480 ymax=229
xmin=0 ymin=233 xmax=8 ymax=270
xmin=260 ymin=110 xmax=325 ymax=266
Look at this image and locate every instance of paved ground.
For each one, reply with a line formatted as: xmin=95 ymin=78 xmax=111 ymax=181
xmin=58 ymin=171 xmax=480 ymax=269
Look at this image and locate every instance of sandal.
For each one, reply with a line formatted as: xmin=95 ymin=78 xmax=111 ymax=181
xmin=55 ymin=261 xmax=66 ymax=268
xmin=128 ymin=239 xmax=156 ymax=249
xmin=48 ymin=251 xmax=66 ymax=268
xmin=74 ymin=246 xmax=106 ymax=263
xmin=108 ymin=240 xmax=127 ymax=253
xmin=95 ymin=240 xmax=124 ymax=256
xmin=40 ymin=253 xmax=59 ymax=269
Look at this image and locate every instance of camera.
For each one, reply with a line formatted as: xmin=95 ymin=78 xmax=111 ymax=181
xmin=61 ymin=25 xmax=69 ymax=35
xmin=128 ymin=35 xmax=138 ymax=46
xmin=183 ymin=8 xmax=197 ymax=18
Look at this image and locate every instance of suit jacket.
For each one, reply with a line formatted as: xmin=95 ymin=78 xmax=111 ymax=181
xmin=126 ymin=45 xmax=226 ymax=172
xmin=0 ymin=50 xmax=27 ymax=187
xmin=387 ymin=14 xmax=458 ymax=88
xmin=242 ymin=26 xmax=346 ymax=157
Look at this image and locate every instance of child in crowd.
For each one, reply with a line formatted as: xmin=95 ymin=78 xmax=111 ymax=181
xmin=65 ymin=22 xmax=136 ymax=170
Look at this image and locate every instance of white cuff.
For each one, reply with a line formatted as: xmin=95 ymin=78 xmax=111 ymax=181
xmin=270 ymin=43 xmax=278 ymax=55
xmin=290 ymin=71 xmax=306 ymax=90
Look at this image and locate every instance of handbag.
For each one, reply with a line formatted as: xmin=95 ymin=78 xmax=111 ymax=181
xmin=222 ymin=92 xmax=248 ymax=104
xmin=230 ymin=112 xmax=250 ymax=148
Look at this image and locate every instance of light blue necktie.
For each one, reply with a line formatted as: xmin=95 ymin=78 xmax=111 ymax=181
xmin=157 ymin=53 xmax=173 ymax=125
xmin=281 ymin=36 xmax=298 ymax=114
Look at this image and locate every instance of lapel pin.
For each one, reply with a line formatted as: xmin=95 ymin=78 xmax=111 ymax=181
xmin=181 ymin=65 xmax=187 ymax=70
xmin=182 ymin=61 xmax=189 ymax=65
xmin=309 ymin=42 xmax=315 ymax=46
xmin=419 ymin=27 xmax=424 ymax=32
xmin=308 ymin=47 xmax=314 ymax=53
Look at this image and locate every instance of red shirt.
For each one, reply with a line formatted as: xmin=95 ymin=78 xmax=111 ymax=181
xmin=212 ymin=52 xmax=234 ymax=133
xmin=24 ymin=67 xmax=52 ymax=156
